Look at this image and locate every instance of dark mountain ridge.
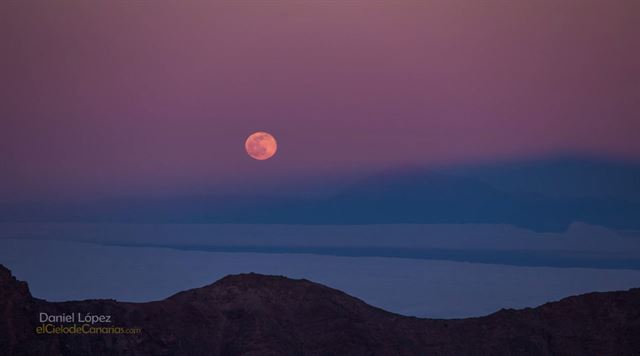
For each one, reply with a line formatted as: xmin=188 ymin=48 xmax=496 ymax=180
xmin=1 ymin=264 xmax=639 ymax=355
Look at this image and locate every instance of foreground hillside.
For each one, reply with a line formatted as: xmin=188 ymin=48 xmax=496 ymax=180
xmin=1 ymin=264 xmax=639 ymax=355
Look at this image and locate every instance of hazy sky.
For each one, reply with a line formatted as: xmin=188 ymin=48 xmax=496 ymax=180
xmin=1 ymin=1 xmax=639 ymax=200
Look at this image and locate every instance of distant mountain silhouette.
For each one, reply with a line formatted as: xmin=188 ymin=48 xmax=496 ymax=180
xmin=445 ymin=156 xmax=640 ymax=203
xmin=1 ymin=264 xmax=639 ymax=355
xmin=1 ymin=157 xmax=639 ymax=232
xmin=318 ymin=165 xmax=640 ymax=231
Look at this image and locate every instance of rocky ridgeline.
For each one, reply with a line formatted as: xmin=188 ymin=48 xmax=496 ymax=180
xmin=1 ymin=264 xmax=639 ymax=355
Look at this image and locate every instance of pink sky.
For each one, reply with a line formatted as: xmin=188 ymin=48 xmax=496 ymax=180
xmin=1 ymin=1 xmax=639 ymax=200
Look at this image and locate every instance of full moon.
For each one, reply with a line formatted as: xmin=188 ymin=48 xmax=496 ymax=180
xmin=245 ymin=131 xmax=278 ymax=160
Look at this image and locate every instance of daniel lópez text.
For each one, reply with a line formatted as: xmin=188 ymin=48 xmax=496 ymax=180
xmin=40 ymin=312 xmax=111 ymax=324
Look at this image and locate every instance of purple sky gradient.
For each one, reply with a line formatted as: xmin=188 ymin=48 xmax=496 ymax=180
xmin=1 ymin=1 xmax=639 ymax=200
